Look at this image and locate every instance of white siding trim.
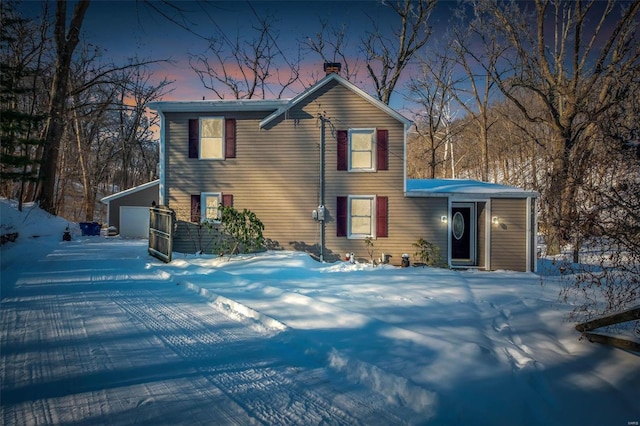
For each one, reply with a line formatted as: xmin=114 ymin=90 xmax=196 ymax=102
xmin=158 ymin=111 xmax=166 ymax=205
xmin=486 ymin=199 xmax=492 ymax=270
xmin=526 ymin=197 xmax=535 ymax=273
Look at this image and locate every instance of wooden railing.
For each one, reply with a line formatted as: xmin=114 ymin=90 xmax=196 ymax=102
xmin=148 ymin=205 xmax=175 ymax=263
xmin=576 ymin=306 xmax=640 ymax=353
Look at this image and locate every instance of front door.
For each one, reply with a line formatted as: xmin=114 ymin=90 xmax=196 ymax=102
xmin=451 ymin=203 xmax=476 ymax=266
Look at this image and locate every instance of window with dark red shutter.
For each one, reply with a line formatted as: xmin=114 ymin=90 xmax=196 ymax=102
xmin=337 ymin=130 xmax=348 ymax=170
xmin=190 ymin=194 xmax=201 ymax=222
xmin=225 ymin=119 xmax=236 ymax=158
xmin=376 ymin=196 xmax=388 ymax=237
xmin=222 ymin=194 xmax=234 ymax=207
xmin=336 ymin=196 xmax=347 ymax=237
xmin=188 ymin=119 xmax=199 ymax=158
xmin=377 ymin=129 xmax=388 ymax=171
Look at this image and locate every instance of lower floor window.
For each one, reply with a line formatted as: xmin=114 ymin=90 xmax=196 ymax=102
xmin=336 ymin=195 xmax=388 ymax=238
xmin=202 ymin=192 xmax=222 ymax=223
xmin=349 ymin=195 xmax=375 ymax=238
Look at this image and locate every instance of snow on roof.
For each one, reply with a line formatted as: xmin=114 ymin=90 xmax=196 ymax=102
xmin=406 ymin=179 xmax=539 ymax=198
xmin=100 ymin=180 xmax=160 ymax=204
xmin=260 ymin=73 xmax=413 ymax=129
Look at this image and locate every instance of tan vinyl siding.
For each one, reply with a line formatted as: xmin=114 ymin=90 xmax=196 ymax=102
xmin=164 ymin=79 xmax=448 ymax=265
xmin=490 ymin=198 xmax=527 ymax=271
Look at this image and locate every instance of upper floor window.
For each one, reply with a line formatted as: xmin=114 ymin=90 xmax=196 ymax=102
xmin=337 ymin=128 xmax=388 ymax=172
xmin=349 ymin=129 xmax=375 ymax=171
xmin=189 ymin=118 xmax=236 ymax=159
xmin=200 ymin=117 xmax=225 ymax=159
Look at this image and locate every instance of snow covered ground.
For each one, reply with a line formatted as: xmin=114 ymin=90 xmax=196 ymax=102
xmin=1 ymin=200 xmax=639 ymax=425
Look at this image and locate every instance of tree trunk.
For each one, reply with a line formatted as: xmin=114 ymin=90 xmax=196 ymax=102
xmin=36 ymin=0 xmax=90 ymax=215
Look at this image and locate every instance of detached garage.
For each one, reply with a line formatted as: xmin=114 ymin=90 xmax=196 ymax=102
xmin=100 ymin=180 xmax=159 ymax=238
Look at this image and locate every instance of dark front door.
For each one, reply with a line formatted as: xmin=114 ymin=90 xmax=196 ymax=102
xmin=451 ymin=203 xmax=475 ymax=266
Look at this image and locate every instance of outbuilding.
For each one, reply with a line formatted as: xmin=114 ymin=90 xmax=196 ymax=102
xmin=100 ymin=180 xmax=159 ymax=238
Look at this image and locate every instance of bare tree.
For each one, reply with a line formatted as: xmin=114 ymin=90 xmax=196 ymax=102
xmin=36 ymin=0 xmax=90 ymax=215
xmin=302 ymin=19 xmax=364 ymax=84
xmin=190 ymin=10 xmax=300 ymax=100
xmin=481 ymin=0 xmax=640 ymax=257
xmin=305 ymin=0 xmax=436 ymax=104
xmin=407 ymin=49 xmax=458 ymax=178
xmin=363 ymin=0 xmax=437 ymax=105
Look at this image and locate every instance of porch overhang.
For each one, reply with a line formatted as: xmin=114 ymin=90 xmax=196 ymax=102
xmin=404 ymin=179 xmax=539 ymax=199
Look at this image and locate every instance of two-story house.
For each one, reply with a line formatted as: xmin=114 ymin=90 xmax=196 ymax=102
xmin=149 ymin=71 xmax=538 ymax=272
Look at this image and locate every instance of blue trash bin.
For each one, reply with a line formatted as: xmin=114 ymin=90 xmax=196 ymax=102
xmin=79 ymin=222 xmax=101 ymax=236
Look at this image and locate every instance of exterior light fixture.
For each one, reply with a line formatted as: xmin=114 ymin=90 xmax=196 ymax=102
xmin=492 ymin=216 xmax=499 ymax=225
xmin=441 ymin=215 xmax=448 ymax=223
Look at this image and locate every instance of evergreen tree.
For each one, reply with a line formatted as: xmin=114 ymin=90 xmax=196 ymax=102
xmin=0 ymin=3 xmax=46 ymax=210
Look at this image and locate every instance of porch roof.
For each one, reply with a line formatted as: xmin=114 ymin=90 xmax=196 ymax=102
xmin=405 ymin=179 xmax=539 ymax=199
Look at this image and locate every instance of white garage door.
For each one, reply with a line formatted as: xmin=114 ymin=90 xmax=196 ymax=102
xmin=119 ymin=206 xmax=150 ymax=238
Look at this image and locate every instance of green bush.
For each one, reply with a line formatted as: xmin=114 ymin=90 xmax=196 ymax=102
xmin=412 ymin=238 xmax=441 ymax=267
xmin=210 ymin=205 xmax=265 ymax=257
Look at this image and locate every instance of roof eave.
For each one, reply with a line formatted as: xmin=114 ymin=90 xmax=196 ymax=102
xmin=148 ymin=100 xmax=289 ymax=113
xmin=100 ymin=179 xmax=160 ymax=204
xmin=259 ymin=73 xmax=413 ymax=129
xmin=404 ymin=190 xmax=539 ymax=199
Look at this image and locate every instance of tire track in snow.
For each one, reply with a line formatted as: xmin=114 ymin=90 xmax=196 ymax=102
xmin=179 ymin=280 xmax=439 ymax=422
xmin=109 ymin=287 xmax=407 ymax=425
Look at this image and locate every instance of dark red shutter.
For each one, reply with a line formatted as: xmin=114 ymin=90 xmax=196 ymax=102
xmin=337 ymin=130 xmax=348 ymax=170
xmin=222 ymin=194 xmax=234 ymax=207
xmin=225 ymin=119 xmax=236 ymax=158
xmin=337 ymin=196 xmax=347 ymax=237
xmin=377 ymin=129 xmax=388 ymax=171
xmin=190 ymin=194 xmax=201 ymax=222
xmin=189 ymin=119 xmax=199 ymax=158
xmin=376 ymin=196 xmax=388 ymax=237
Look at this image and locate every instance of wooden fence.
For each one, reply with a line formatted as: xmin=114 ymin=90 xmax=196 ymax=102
xmin=576 ymin=306 xmax=640 ymax=353
xmin=149 ymin=205 xmax=175 ymax=263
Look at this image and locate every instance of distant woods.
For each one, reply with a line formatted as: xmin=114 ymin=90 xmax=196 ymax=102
xmin=1 ymin=0 xmax=171 ymax=221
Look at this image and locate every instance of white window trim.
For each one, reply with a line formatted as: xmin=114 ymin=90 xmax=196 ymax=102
xmin=347 ymin=195 xmax=376 ymax=239
xmin=199 ymin=117 xmax=225 ymax=160
xmin=348 ymin=128 xmax=376 ymax=172
xmin=201 ymin=192 xmax=222 ymax=223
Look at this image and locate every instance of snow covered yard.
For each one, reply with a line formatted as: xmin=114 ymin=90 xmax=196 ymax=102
xmin=1 ymin=200 xmax=639 ymax=425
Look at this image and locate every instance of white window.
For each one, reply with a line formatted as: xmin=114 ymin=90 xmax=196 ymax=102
xmin=200 ymin=117 xmax=224 ymax=159
xmin=201 ymin=192 xmax=222 ymax=223
xmin=348 ymin=195 xmax=375 ymax=238
xmin=349 ymin=129 xmax=376 ymax=171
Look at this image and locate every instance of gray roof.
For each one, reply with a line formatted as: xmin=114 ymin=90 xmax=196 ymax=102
xmin=147 ymin=99 xmax=289 ymax=113
xmin=147 ymin=74 xmax=413 ymax=130
xmin=100 ymin=180 xmax=160 ymax=204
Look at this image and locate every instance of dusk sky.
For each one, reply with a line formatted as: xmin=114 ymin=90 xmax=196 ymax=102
xmin=18 ymin=0 xmax=456 ymax=114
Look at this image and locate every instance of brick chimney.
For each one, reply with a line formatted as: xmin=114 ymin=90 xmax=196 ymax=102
xmin=323 ymin=62 xmax=341 ymax=76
